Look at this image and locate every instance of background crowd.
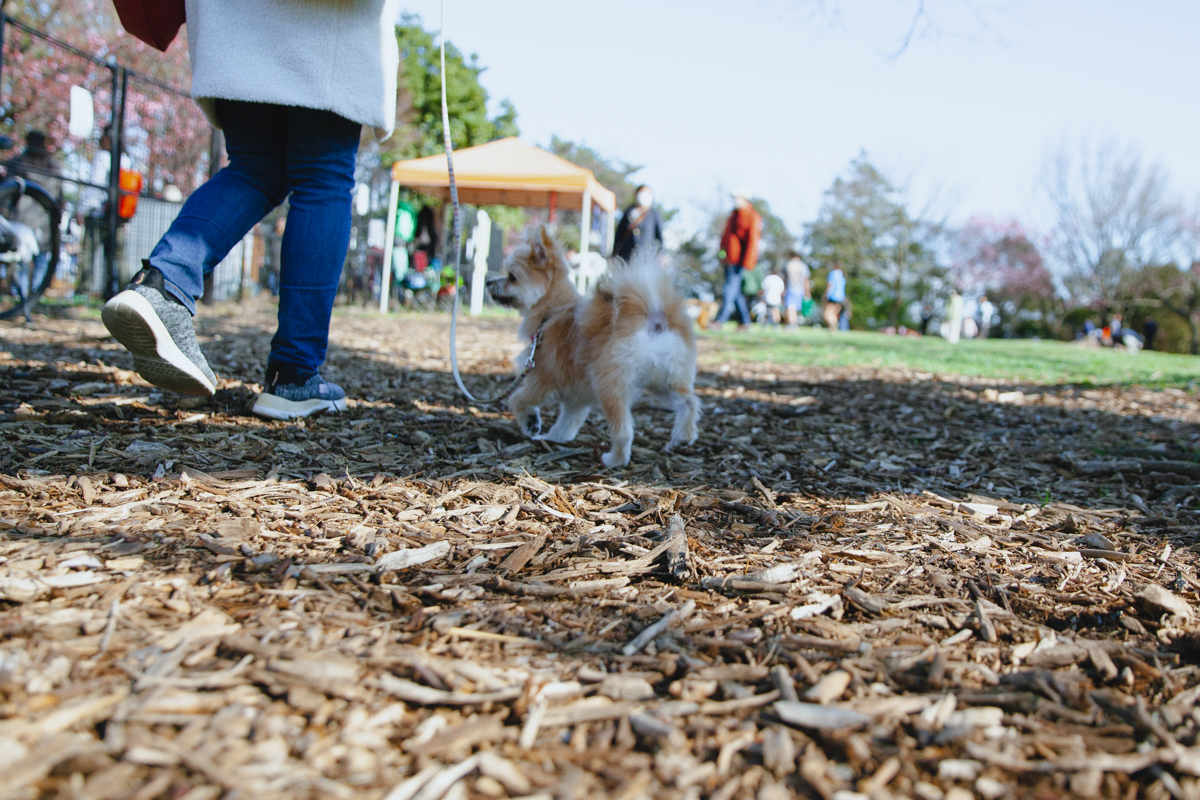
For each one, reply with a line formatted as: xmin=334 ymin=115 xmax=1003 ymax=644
xmin=4 ymin=4 xmax=1200 ymax=356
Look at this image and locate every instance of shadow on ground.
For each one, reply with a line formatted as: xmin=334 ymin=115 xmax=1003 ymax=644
xmin=4 ymin=307 xmax=1200 ymax=799
xmin=4 ymin=305 xmax=1199 ymax=514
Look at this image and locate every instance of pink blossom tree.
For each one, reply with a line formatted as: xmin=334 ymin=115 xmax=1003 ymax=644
xmin=2 ymin=0 xmax=205 ymax=194
xmin=953 ymin=217 xmax=1064 ymax=337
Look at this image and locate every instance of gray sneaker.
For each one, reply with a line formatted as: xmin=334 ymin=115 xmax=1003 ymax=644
xmin=101 ymin=265 xmax=217 ymax=396
xmin=253 ymin=372 xmax=347 ymax=420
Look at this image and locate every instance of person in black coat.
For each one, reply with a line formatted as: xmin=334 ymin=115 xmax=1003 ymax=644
xmin=1144 ymin=317 xmax=1158 ymax=351
xmin=613 ymin=184 xmax=663 ymax=262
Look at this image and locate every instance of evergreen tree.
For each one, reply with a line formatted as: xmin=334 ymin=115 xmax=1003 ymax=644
xmin=386 ymin=15 xmax=519 ymax=165
xmin=806 ymin=155 xmax=944 ymax=328
xmin=548 ymin=137 xmax=643 ymax=211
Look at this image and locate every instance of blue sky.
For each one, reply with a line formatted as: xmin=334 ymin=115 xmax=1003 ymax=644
xmin=399 ymin=1 xmax=1200 ymax=237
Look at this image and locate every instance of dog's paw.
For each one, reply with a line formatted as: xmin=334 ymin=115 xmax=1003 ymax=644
xmin=601 ymin=450 xmax=629 ymax=468
xmin=665 ymin=432 xmax=697 ymax=452
xmin=520 ymin=410 xmax=542 ymax=437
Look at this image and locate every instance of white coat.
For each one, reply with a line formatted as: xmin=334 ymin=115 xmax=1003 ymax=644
xmin=184 ymin=0 xmax=401 ymax=135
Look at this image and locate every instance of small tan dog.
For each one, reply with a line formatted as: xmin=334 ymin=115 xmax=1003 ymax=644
xmin=487 ymin=226 xmax=700 ymax=467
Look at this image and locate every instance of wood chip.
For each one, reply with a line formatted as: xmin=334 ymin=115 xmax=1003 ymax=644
xmin=5 ymin=309 xmax=1199 ymax=798
xmin=774 ymin=701 xmax=872 ymax=731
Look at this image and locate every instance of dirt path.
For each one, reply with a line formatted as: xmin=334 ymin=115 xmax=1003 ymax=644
xmin=3 ymin=305 xmax=1200 ymax=799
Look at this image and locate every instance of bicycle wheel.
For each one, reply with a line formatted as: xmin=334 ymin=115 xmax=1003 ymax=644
xmin=0 ymin=178 xmax=62 ymax=320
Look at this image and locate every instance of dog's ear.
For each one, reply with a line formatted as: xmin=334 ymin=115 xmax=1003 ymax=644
xmin=538 ymin=226 xmax=556 ymax=262
xmin=529 ymin=224 xmax=548 ymax=263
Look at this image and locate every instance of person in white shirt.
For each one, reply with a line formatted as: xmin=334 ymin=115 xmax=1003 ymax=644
xmin=784 ymin=255 xmax=810 ymax=329
xmin=102 ymin=0 xmax=401 ymax=422
xmin=977 ymin=294 xmax=996 ymax=340
xmin=761 ymin=271 xmax=785 ymax=325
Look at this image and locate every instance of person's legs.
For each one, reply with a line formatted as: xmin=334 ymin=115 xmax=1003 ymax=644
xmin=250 ymin=107 xmax=360 ymax=420
xmin=148 ymin=101 xmax=289 ymax=311
xmin=713 ymin=263 xmax=743 ymax=325
xmin=737 ymin=293 xmax=753 ymax=326
xmin=267 ymin=106 xmax=361 ymax=376
xmin=103 ymin=100 xmax=289 ymax=396
xmin=823 ymin=301 xmax=840 ymax=330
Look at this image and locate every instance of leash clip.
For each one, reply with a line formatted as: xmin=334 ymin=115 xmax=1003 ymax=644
xmin=526 ymin=328 xmax=544 ymax=370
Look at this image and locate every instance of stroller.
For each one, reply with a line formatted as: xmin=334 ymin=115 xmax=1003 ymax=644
xmin=399 ymin=250 xmax=438 ymax=311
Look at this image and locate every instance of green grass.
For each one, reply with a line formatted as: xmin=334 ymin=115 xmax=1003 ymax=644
xmin=702 ymin=326 xmax=1200 ymax=387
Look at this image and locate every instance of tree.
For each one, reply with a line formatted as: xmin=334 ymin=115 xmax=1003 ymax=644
xmin=1147 ymin=209 xmax=1200 ymax=354
xmin=350 ymin=15 xmax=519 ymax=249
xmin=1147 ymin=263 xmax=1200 ymax=354
xmin=548 ymin=137 xmax=643 ymax=212
xmin=545 ymin=137 xmax=685 ymax=253
xmin=2 ymin=0 xmax=213 ymax=205
xmin=805 ymin=155 xmax=944 ymax=327
xmin=1042 ymin=138 xmax=1181 ymax=310
xmin=673 ymin=200 xmax=729 ymax=298
xmin=953 ymin=217 xmax=1062 ymax=338
xmin=6 ymin=0 xmax=192 ymax=82
xmin=545 ymin=136 xmax=641 ymax=252
xmin=2 ymin=0 xmax=194 ymax=158
xmin=806 ymin=157 xmax=891 ymax=278
xmin=674 ymin=195 xmax=795 ymax=300
xmin=385 ymin=14 xmax=519 ymax=165
xmin=795 ymin=0 xmax=1013 ymax=59
xmin=749 ymin=197 xmax=796 ymax=276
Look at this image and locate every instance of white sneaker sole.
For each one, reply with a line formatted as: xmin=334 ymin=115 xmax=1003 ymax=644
xmin=252 ymin=393 xmax=348 ymax=421
xmin=101 ymin=290 xmax=216 ymax=396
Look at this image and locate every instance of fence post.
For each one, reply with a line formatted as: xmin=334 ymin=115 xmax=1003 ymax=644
xmin=105 ymin=65 xmax=127 ymax=299
xmin=209 ymin=128 xmax=224 ymax=179
xmin=379 ymin=177 xmax=400 ymax=314
xmin=0 ymin=14 xmax=7 ymax=110
xmin=200 ymin=129 xmax=224 ymax=304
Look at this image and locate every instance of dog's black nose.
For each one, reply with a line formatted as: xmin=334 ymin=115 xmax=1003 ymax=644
xmin=486 ymin=276 xmax=515 ymax=307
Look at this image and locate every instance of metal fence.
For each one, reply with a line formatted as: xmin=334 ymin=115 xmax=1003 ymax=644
xmin=0 ymin=15 xmax=483 ymax=313
xmin=0 ymin=15 xmax=251 ymax=303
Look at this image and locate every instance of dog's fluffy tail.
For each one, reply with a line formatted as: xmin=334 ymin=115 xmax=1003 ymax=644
xmin=598 ymin=249 xmax=689 ymax=336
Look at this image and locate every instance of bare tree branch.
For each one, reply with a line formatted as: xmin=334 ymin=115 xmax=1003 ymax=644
xmin=887 ymin=0 xmax=927 ymax=59
xmin=1042 ymin=138 xmax=1182 ymax=310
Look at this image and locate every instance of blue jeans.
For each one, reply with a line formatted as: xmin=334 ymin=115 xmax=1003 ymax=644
xmin=148 ymin=100 xmax=361 ymax=374
xmin=715 ymin=262 xmax=750 ymax=325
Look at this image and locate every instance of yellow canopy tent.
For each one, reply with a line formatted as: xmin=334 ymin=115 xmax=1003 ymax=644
xmin=390 ymin=137 xmax=617 ymax=215
xmin=379 ymin=138 xmax=619 ymax=313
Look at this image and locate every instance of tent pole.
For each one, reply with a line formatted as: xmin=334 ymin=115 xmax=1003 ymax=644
xmin=605 ymin=209 xmax=615 ymax=257
xmin=379 ymin=177 xmax=400 ymax=314
xmin=579 ymin=189 xmax=591 ymax=256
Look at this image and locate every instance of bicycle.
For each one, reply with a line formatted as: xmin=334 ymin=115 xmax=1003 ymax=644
xmin=0 ymin=137 xmax=63 ymax=321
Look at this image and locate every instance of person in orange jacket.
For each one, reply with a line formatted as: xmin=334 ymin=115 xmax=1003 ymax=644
xmin=710 ymin=189 xmax=761 ymax=330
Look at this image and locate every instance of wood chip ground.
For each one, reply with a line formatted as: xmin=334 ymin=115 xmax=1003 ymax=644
xmin=4 ymin=303 xmax=1200 ymax=799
